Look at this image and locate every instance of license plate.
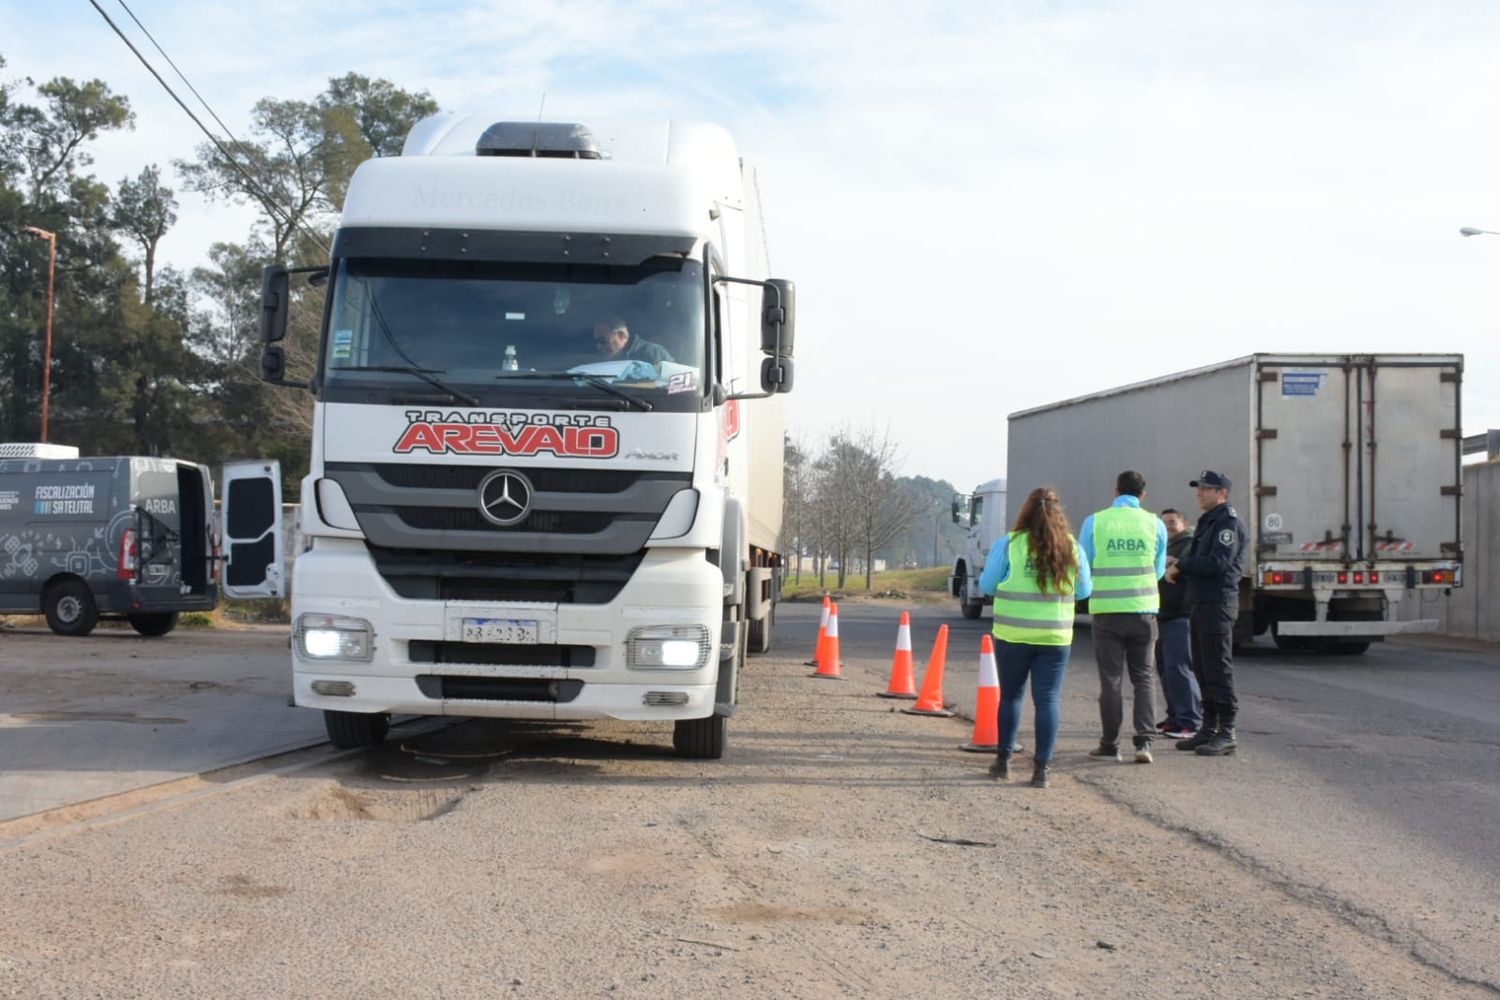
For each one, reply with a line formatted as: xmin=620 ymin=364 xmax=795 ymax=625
xmin=462 ymin=618 xmax=539 ymax=644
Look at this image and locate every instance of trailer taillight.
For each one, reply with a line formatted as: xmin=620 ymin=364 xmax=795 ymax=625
xmin=1368 ymin=571 xmax=1380 ymax=584
xmin=1337 ymin=572 xmax=1348 ymax=584
xmin=118 ymin=528 xmax=138 ymax=581
xmin=1353 ymin=571 xmax=1364 ymax=584
xmin=1423 ymin=569 xmax=1451 ymax=584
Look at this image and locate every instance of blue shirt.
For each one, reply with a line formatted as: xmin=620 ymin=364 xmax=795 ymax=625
xmin=1079 ymin=495 xmax=1169 ymax=581
xmin=979 ymin=532 xmax=1093 ymax=599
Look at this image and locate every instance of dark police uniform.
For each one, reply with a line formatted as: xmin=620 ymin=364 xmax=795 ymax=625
xmin=1174 ymin=470 xmax=1249 ymax=749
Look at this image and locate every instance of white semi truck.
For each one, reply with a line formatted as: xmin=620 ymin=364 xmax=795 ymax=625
xmin=1006 ymin=354 xmax=1463 ymax=653
xmin=947 ymin=478 xmax=1005 ymax=619
xmin=226 ymin=118 xmax=795 ymax=757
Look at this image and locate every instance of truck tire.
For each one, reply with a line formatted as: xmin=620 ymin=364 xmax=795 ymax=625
xmin=324 ymin=710 xmax=389 ymax=749
xmin=128 ymin=612 xmax=179 ymax=637
xmin=1330 ymin=640 xmax=1370 ymax=655
xmin=748 ymin=605 xmax=773 ymax=655
xmin=673 ymin=714 xmax=726 ymax=759
xmin=44 ymin=579 xmax=98 ymax=637
xmin=1271 ymin=630 xmax=1309 ymax=652
xmin=960 ymin=598 xmax=983 ymax=620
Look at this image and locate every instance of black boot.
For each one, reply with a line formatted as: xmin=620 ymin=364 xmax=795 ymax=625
xmin=1031 ymin=761 xmax=1050 ymax=788
xmin=1176 ymin=705 xmax=1218 ymax=751
xmin=988 ymin=750 xmax=1012 ymax=781
xmin=1196 ymin=711 xmax=1238 ymax=756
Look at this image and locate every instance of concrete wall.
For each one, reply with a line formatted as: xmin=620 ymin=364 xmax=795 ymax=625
xmin=1397 ymin=459 xmax=1500 ymax=641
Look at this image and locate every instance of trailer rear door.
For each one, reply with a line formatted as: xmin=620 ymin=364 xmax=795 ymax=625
xmin=1256 ymin=356 xmax=1462 ymax=564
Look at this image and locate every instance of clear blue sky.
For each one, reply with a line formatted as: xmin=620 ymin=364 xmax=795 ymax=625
xmin=6 ymin=0 xmax=1500 ymax=489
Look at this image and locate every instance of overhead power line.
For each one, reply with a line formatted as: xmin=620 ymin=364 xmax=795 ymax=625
xmin=85 ymin=0 xmax=332 ymax=257
xmin=113 ymin=0 xmax=244 ymax=150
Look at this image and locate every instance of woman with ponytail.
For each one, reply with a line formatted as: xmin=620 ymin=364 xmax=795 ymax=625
xmin=977 ymin=486 xmax=1091 ymax=788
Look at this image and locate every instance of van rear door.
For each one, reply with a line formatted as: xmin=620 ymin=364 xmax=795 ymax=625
xmin=221 ymin=460 xmax=284 ymax=598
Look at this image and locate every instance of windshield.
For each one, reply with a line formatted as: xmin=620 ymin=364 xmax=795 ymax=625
xmin=321 ymin=256 xmax=707 ymax=408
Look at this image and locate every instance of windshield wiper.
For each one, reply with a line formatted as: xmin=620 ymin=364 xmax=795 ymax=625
xmin=496 ymin=372 xmax=654 ymax=412
xmin=333 ymin=365 xmax=480 ymax=407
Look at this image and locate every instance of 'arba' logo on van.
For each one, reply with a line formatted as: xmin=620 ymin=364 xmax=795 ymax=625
xmin=393 ymin=410 xmax=619 ymax=458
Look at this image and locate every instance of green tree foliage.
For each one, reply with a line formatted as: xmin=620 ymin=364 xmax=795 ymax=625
xmin=0 ymin=57 xmax=438 ymax=489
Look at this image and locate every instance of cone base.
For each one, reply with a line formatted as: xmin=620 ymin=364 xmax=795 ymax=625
xmin=875 ymin=691 xmax=918 ymax=700
xmin=900 ymin=706 xmax=955 ymax=717
xmin=809 ymin=672 xmax=847 ymax=680
xmin=959 ymin=742 xmax=1000 ymax=753
xmin=803 ymin=660 xmax=819 ymax=667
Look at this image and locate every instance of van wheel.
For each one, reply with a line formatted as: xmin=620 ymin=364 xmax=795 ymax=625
xmin=128 ymin=612 xmax=179 ymax=637
xmin=324 ymin=710 xmax=389 ymax=749
xmin=960 ymin=598 xmax=983 ymax=620
xmin=673 ymin=714 xmax=727 ymax=759
xmin=44 ymin=580 xmax=98 ymax=637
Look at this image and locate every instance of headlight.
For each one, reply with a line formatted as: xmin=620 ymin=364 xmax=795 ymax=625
xmin=296 ymin=613 xmax=374 ymax=661
xmin=627 ymin=624 xmax=711 ymax=670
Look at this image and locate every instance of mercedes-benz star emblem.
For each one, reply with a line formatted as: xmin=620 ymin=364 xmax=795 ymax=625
xmin=477 ymin=469 xmax=534 ymax=527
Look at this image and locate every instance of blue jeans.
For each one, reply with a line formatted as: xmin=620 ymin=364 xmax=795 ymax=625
xmin=1157 ymin=616 xmax=1201 ymax=729
xmin=995 ymin=639 xmax=1072 ymax=764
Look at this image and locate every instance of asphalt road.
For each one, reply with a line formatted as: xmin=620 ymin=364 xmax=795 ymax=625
xmin=783 ymin=598 xmax=1500 ymax=990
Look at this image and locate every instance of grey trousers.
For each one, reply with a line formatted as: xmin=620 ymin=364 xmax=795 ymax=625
xmin=1093 ymin=613 xmax=1159 ymax=747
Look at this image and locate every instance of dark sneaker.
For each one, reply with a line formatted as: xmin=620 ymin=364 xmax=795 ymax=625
xmin=1134 ymin=744 xmax=1153 ymax=764
xmin=1088 ymin=744 xmax=1122 ymax=761
xmin=1176 ymin=728 xmax=1217 ymax=751
xmin=1196 ymin=729 xmax=1238 ymax=756
xmin=1162 ymin=725 xmax=1195 ymax=740
xmin=1156 ymin=718 xmax=1173 ymax=732
xmin=1031 ymin=762 xmax=1050 ymax=788
xmin=988 ymin=755 xmax=1011 ymax=781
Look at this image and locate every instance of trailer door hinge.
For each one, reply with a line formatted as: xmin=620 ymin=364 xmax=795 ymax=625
xmin=1256 ymin=428 xmax=1278 ymax=440
xmin=1255 ymin=485 xmax=1278 ymax=497
xmin=1439 ymin=428 xmax=1461 ymax=440
xmin=1441 ymin=485 xmax=1463 ymax=497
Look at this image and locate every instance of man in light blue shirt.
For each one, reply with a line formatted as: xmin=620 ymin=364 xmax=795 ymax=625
xmin=1079 ymin=471 xmax=1168 ymax=763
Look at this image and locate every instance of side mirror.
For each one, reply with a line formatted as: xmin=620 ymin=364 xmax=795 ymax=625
xmin=261 ymin=346 xmax=286 ymax=382
xmin=759 ymin=356 xmax=794 ymax=394
xmin=951 ymin=497 xmax=961 ymax=524
xmin=759 ymin=279 xmax=796 ymax=357
xmin=260 ymin=265 xmax=290 ymax=344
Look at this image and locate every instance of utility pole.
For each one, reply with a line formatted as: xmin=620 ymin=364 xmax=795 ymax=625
xmin=23 ymin=226 xmax=57 ymax=443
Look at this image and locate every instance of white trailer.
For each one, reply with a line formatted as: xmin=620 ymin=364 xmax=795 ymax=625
xmin=227 ymin=118 xmax=795 ymax=757
xmin=1007 ymin=354 xmax=1463 ymax=652
xmin=947 ymin=478 xmax=1006 ymax=619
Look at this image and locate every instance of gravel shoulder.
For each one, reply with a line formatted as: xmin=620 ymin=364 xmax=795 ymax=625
xmin=0 ymin=650 xmax=1488 ymax=999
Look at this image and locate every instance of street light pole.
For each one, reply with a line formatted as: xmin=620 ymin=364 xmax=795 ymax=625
xmin=22 ymin=226 xmax=56 ymax=443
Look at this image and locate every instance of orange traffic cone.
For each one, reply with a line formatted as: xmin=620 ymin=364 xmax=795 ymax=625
xmin=805 ymin=595 xmax=830 ymax=667
xmin=877 ymin=611 xmax=918 ymax=700
xmin=902 ymin=624 xmax=955 ymax=717
xmin=960 ymin=635 xmax=1001 ymax=752
xmin=810 ymin=602 xmax=845 ymax=679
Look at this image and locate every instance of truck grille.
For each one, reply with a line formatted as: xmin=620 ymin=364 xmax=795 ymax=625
xmin=366 ymin=545 xmax=645 ymax=603
xmin=322 ymin=462 xmax=690 ymax=561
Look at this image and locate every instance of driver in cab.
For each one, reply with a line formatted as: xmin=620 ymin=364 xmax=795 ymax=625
xmin=592 ymin=316 xmax=673 ymax=366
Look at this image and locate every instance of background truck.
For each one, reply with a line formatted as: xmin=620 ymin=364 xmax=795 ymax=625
xmin=228 ymin=116 xmax=795 ymax=757
xmin=1006 ymin=354 xmax=1463 ymax=653
xmin=948 ymin=478 xmax=1006 ymax=619
xmin=0 ymin=446 xmax=217 ymax=636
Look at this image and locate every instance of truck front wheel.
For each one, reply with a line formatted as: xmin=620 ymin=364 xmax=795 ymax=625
xmin=324 ymin=710 xmax=389 ymax=749
xmin=673 ymin=714 xmax=726 ymax=759
xmin=44 ymin=579 xmax=98 ymax=637
xmin=960 ymin=598 xmax=983 ymax=620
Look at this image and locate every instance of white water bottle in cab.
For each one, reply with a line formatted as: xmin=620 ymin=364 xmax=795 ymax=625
xmin=503 ymin=345 xmax=518 ymax=371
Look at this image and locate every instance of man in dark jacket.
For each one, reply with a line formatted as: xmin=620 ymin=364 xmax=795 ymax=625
xmin=1164 ymin=470 xmax=1249 ymax=756
xmin=1155 ymin=508 xmax=1201 ymax=739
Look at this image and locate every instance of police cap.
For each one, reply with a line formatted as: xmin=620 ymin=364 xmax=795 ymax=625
xmin=1190 ymin=469 xmax=1232 ymax=490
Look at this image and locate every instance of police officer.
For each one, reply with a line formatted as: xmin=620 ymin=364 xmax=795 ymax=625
xmin=1164 ymin=470 xmax=1249 ymax=756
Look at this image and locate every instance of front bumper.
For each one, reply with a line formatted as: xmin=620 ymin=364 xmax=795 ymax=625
xmin=290 ymin=539 xmax=724 ymax=721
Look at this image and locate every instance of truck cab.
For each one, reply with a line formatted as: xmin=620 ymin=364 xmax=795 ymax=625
xmin=948 ymin=478 xmax=1006 ymax=619
xmin=235 ymin=117 xmax=795 ymax=758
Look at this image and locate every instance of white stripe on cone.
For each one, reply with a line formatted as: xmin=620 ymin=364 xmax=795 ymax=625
xmin=978 ymin=641 xmax=998 ymax=689
xmin=895 ymin=621 xmax=911 ymax=651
